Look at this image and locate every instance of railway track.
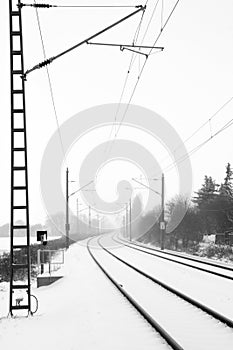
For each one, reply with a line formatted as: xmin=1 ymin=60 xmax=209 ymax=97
xmin=87 ymin=236 xmax=183 ymax=350
xmin=87 ymin=235 xmax=233 ymax=349
xmin=114 ymin=235 xmax=233 ymax=281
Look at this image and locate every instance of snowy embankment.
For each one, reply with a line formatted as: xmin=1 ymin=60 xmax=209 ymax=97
xmin=0 ymin=239 xmax=167 ymax=350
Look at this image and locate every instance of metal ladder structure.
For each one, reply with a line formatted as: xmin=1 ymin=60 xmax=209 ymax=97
xmin=9 ymin=0 xmax=31 ymax=315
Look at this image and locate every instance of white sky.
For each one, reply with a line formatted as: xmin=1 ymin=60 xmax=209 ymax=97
xmin=1 ymin=0 xmax=233 ymax=225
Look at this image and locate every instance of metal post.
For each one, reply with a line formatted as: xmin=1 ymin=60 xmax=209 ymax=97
xmin=65 ymin=167 xmax=69 ymax=249
xmin=122 ymin=215 xmax=125 ymax=237
xmin=89 ymin=206 xmax=91 ymax=230
xmin=76 ymin=198 xmax=79 ymax=233
xmin=125 ymin=203 xmax=128 ymax=238
xmin=99 ymin=217 xmax=102 ymax=234
xmin=129 ymin=198 xmax=132 ymax=241
xmin=97 ymin=213 xmax=100 ymax=234
xmin=49 ymin=250 xmax=51 ymax=276
xmin=160 ymin=173 xmax=165 ymax=250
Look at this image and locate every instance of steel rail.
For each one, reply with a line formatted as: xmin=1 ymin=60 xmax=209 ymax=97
xmin=120 ymin=236 xmax=233 ymax=271
xmin=87 ymin=237 xmax=184 ymax=350
xmin=99 ymin=236 xmax=233 ymax=328
xmin=114 ymin=236 xmax=233 ymax=280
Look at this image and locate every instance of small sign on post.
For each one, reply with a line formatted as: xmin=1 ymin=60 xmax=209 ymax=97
xmin=160 ymin=222 xmax=166 ymax=230
xmin=37 ymin=231 xmax=48 ymax=245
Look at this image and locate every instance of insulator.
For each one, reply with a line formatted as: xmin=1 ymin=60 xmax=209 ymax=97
xmin=19 ymin=3 xmax=55 ymax=8
xmin=34 ymin=3 xmax=54 ymax=8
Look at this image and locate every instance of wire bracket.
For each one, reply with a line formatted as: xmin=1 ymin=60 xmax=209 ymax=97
xmin=120 ymin=46 xmax=148 ymax=58
xmin=87 ymin=42 xmax=164 ymax=58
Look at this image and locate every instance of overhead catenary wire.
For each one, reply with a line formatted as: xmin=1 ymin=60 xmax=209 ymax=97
xmin=33 ymin=0 xmax=67 ymax=163
xmin=159 ymin=114 xmax=233 ymax=176
xmin=113 ymin=0 xmax=161 ymax=131
xmin=103 ymin=6 xmax=147 ymax=153
xmin=104 ymin=0 xmax=179 ymax=160
xmin=112 ymin=0 xmax=181 ymax=142
xmin=130 ymin=0 xmax=160 ymax=68
xmin=104 ymin=0 xmax=161 ymax=154
xmin=161 ymin=0 xmax=164 ymax=28
xmin=159 ymin=95 xmax=233 ymax=167
xmin=158 ymin=108 xmax=233 ymax=176
xmin=104 ymin=0 xmax=163 ymax=159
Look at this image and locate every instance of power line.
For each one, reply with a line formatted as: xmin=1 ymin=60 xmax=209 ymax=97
xmin=161 ymin=115 xmax=233 ymax=175
xmin=131 ymin=0 xmax=160 ymax=67
xmin=159 ymin=95 xmax=233 ymax=167
xmin=33 ymin=0 xmax=67 ymax=163
xmin=103 ymin=0 xmax=164 ymax=157
xmin=114 ymin=0 xmax=181 ymax=139
xmin=104 ymin=6 xmax=147 ymax=155
xmin=104 ymin=0 xmax=163 ymax=158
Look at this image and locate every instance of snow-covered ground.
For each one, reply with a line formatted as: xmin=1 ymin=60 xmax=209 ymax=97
xmin=102 ymin=235 xmax=233 ymax=321
xmin=117 ymin=236 xmax=233 ymax=277
xmin=1 ymin=233 xmax=233 ymax=349
xmin=93 ymin=235 xmax=233 ymax=349
xmin=0 ymin=238 xmax=169 ymax=350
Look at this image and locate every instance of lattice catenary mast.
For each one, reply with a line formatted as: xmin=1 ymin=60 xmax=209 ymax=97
xmin=9 ymin=0 xmax=32 ymax=315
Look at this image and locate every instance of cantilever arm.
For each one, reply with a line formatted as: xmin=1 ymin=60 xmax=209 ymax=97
xmin=69 ymin=180 xmax=94 ymax=198
xmin=132 ymin=177 xmax=161 ymax=196
xmin=23 ymin=5 xmax=145 ymax=80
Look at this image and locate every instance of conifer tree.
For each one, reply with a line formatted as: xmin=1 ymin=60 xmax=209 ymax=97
xmin=219 ymin=163 xmax=233 ymax=198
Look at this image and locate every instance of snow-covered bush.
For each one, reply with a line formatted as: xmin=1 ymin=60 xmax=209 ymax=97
xmin=197 ymin=242 xmax=233 ymax=261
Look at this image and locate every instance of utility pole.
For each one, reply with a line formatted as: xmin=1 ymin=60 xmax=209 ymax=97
xmin=160 ymin=173 xmax=165 ymax=250
xmin=122 ymin=215 xmax=125 ymax=237
xmin=89 ymin=206 xmax=91 ymax=231
xmin=97 ymin=213 xmax=100 ymax=235
xmin=65 ymin=168 xmax=69 ymax=249
xmin=125 ymin=203 xmax=128 ymax=238
xmin=76 ymin=198 xmax=79 ymax=233
xmin=129 ymin=198 xmax=132 ymax=241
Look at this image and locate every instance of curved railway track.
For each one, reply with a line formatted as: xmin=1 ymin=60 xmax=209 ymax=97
xmin=87 ymin=236 xmax=183 ymax=350
xmin=87 ymin=235 xmax=233 ymax=349
xmin=100 ymin=236 xmax=233 ymax=327
xmin=114 ymin=235 xmax=233 ymax=281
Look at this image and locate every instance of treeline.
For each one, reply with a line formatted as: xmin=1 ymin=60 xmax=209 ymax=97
xmin=0 ymin=211 xmax=99 ymax=238
xmin=137 ymin=163 xmax=233 ymax=249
